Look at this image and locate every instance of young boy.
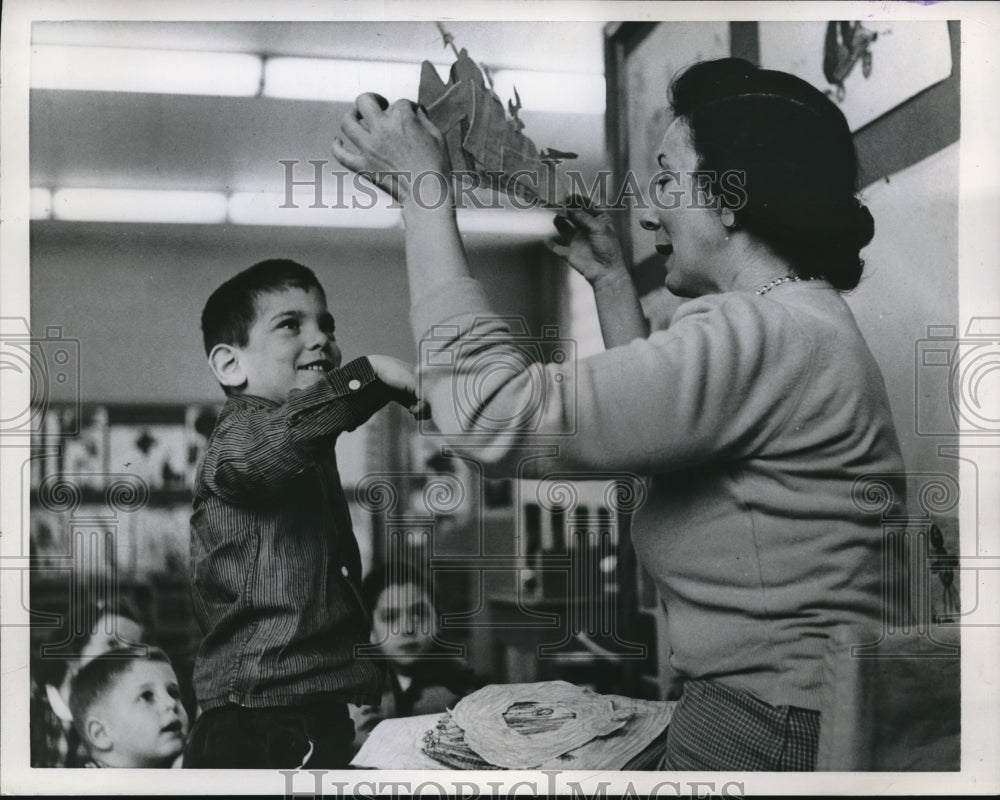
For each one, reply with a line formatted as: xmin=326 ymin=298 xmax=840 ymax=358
xmin=350 ymin=563 xmax=482 ymax=750
xmin=184 ymin=259 xmax=422 ymax=769
xmin=69 ymin=647 xmax=188 ymax=768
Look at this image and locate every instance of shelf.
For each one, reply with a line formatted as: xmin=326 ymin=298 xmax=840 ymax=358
xmin=30 ymin=487 xmax=193 ymax=509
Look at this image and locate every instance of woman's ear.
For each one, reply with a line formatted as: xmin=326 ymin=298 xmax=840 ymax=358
xmin=720 ymin=206 xmax=736 ymax=230
xmin=208 ymin=344 xmax=247 ymax=391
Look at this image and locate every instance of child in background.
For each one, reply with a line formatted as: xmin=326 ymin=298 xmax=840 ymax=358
xmin=185 ymin=259 xmax=424 ymax=769
xmin=30 ymin=598 xmax=149 ymax=767
xmin=69 ymin=647 xmax=188 ymax=768
xmin=350 ymin=562 xmax=482 ymax=749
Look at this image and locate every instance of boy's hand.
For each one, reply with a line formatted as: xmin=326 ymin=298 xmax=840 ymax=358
xmin=332 ymin=93 xmax=451 ymax=204
xmin=368 ymin=355 xmax=429 ymax=419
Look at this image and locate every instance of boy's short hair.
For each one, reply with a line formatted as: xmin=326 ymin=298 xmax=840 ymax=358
xmin=201 ymin=259 xmax=326 ymax=357
xmin=69 ymin=646 xmax=172 ymax=743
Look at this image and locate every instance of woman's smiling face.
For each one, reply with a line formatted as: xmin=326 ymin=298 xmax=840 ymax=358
xmin=641 ymin=118 xmax=731 ymax=298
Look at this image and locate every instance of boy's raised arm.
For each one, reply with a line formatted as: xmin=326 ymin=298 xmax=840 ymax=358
xmin=203 ymin=356 xmax=418 ymax=502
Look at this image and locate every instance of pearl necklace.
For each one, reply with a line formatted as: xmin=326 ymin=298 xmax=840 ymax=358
xmin=755 ymin=275 xmax=820 ymax=296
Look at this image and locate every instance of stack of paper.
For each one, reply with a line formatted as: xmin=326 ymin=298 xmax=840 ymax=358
xmin=351 ymin=681 xmax=674 ymax=771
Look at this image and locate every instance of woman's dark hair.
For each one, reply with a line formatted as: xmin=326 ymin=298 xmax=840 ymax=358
xmin=669 ymin=58 xmax=874 ymax=290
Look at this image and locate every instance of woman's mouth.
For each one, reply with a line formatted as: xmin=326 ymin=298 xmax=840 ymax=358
xmin=161 ymin=719 xmax=184 ymax=735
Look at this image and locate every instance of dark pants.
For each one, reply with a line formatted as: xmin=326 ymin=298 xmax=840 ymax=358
xmin=183 ymin=702 xmax=356 ymax=769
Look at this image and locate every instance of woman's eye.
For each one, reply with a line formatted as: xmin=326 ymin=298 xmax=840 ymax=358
xmin=279 ymin=319 xmax=299 ymax=331
xmin=140 ymin=691 xmax=154 ymax=703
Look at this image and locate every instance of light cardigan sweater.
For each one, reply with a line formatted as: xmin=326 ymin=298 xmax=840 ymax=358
xmin=412 ymin=277 xmax=905 ymax=711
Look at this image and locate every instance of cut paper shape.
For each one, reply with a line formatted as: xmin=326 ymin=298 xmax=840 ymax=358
xmin=419 ymin=50 xmax=572 ymax=207
xmin=419 ymin=693 xmax=675 ymax=771
xmin=449 ymin=680 xmax=631 ymax=769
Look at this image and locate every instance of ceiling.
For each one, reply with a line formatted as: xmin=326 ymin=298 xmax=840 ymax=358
xmin=31 ymin=20 xmax=607 ymax=72
xmin=29 ymin=21 xmax=608 ymax=244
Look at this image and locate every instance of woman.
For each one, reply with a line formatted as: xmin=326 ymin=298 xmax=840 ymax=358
xmin=333 ymin=57 xmax=905 ymax=771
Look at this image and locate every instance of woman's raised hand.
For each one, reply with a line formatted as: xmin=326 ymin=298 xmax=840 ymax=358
xmin=332 ymin=93 xmax=451 ymax=204
xmin=546 ymin=202 xmax=630 ymax=288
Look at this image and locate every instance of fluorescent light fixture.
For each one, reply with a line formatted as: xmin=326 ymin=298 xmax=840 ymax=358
xmin=31 ymin=45 xmax=262 ymax=96
xmin=491 ymin=69 xmax=605 ymax=115
xmin=456 ymin=207 xmax=555 ymax=238
xmin=51 ymin=188 xmax=229 ymax=224
xmin=228 ymin=191 xmax=401 ymax=229
xmin=31 ymin=188 xmax=52 ymax=220
xmin=264 ymin=57 xmax=449 ymax=103
xmin=40 ymin=186 xmax=554 ymax=236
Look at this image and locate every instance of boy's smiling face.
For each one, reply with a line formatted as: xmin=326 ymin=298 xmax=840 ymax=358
xmin=235 ymin=285 xmax=342 ymax=403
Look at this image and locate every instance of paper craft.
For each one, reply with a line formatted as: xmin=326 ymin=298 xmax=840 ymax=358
xmin=351 ymin=712 xmax=444 ymax=770
xmin=419 ymin=48 xmax=572 ymax=207
xmin=450 ymin=680 xmax=630 ymax=769
xmin=421 ymin=689 xmax=675 ymax=771
xmin=351 ymin=683 xmax=675 ymax=770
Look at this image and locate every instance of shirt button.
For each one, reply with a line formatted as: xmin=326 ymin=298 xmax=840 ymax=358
xmin=348 ymin=379 xmax=361 ymax=391
xmin=341 ymin=566 xmax=350 ymax=577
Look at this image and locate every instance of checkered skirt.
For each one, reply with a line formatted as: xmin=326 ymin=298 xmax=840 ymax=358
xmin=660 ymin=679 xmax=820 ymax=771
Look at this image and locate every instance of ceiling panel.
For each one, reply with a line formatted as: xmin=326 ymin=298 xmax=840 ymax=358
xmin=31 ymin=21 xmax=606 ymax=73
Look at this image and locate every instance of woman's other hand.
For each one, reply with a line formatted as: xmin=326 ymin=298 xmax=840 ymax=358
xmin=333 ymin=93 xmax=451 ymax=204
xmin=547 ymin=202 xmax=630 ymax=289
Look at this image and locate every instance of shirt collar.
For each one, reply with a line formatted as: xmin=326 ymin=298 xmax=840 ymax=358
xmin=221 ymin=391 xmax=282 ymax=414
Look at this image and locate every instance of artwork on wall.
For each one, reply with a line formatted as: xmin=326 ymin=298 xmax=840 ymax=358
xmin=758 ymin=21 xmax=952 ymax=131
xmin=107 ymin=422 xmax=187 ymax=491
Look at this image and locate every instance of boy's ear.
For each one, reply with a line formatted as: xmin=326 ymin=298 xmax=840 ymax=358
xmin=208 ymin=344 xmax=247 ymax=391
xmin=85 ymin=716 xmax=113 ymax=753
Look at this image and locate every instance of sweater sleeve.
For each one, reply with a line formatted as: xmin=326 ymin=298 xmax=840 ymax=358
xmin=411 ymin=278 xmax=813 ymax=476
xmin=202 ymin=356 xmax=390 ymax=502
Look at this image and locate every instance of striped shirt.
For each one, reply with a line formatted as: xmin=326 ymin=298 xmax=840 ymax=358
xmin=190 ymin=357 xmax=388 ymax=710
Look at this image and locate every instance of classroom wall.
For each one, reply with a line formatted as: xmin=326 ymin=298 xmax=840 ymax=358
xmin=845 ymin=143 xmax=960 ymax=487
xmin=30 ymin=222 xmax=554 ymax=404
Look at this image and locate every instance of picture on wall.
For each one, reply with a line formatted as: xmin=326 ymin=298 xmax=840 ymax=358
xmin=758 ymin=20 xmax=952 ymax=131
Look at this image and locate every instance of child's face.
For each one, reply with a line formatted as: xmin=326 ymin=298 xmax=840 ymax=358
xmin=238 ymin=285 xmax=342 ymax=403
xmin=93 ymin=660 xmax=189 ymax=767
xmin=371 ymin=582 xmax=436 ymax=668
